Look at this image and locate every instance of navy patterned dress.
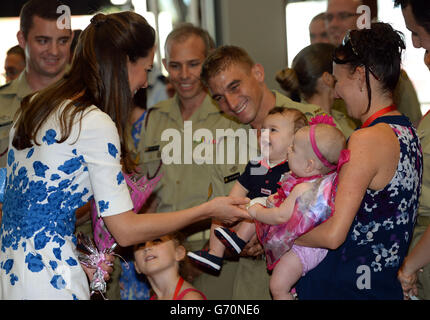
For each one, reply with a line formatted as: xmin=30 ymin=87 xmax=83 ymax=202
xmin=296 ymin=115 xmax=423 ymax=299
xmin=0 ymin=104 xmax=133 ymax=299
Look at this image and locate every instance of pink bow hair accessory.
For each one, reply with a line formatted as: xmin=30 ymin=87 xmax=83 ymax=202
xmin=336 ymin=149 xmax=350 ymax=172
xmin=308 ymin=114 xmax=336 ymax=127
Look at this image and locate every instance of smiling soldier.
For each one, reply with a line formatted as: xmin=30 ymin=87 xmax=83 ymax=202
xmin=0 ymin=0 xmax=73 ymax=167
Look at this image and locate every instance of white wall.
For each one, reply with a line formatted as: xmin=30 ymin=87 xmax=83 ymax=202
xmin=215 ymin=0 xmax=288 ymax=91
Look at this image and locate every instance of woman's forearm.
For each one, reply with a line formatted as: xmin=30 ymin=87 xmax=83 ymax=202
xmin=104 ymin=202 xmax=211 ymax=246
xmin=401 ymin=224 xmax=430 ymax=275
xmin=294 ymin=229 xmax=337 ymax=249
xmin=294 ymin=216 xmax=345 ymax=249
xmin=104 ymin=196 xmax=249 ymax=247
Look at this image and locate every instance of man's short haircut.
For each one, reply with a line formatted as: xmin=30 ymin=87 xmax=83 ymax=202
xmin=311 ymin=12 xmax=326 ymax=23
xmin=20 ymin=0 xmax=67 ymax=39
xmin=164 ymin=23 xmax=215 ymax=59
xmin=200 ymin=45 xmax=255 ymax=87
xmin=6 ymin=45 xmax=25 ymax=61
xmin=394 ymin=0 xmax=430 ymax=34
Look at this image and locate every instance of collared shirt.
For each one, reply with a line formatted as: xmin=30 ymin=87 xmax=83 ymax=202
xmin=417 ymin=112 xmax=430 ymax=218
xmin=331 ymin=109 xmax=357 ymax=138
xmin=137 ymin=93 xmax=246 ymax=215
xmin=211 ymin=90 xmax=325 ymax=198
xmin=394 ymin=70 xmax=422 ymax=127
xmin=0 ymin=72 xmax=32 ymax=167
xmin=301 ymin=101 xmax=357 ymax=139
xmin=272 ymin=90 xmax=324 ymax=120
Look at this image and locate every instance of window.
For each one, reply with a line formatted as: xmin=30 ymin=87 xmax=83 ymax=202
xmin=378 ymin=0 xmax=430 ymax=114
xmin=285 ymin=0 xmax=430 ymax=114
xmin=286 ymin=1 xmax=327 ymax=66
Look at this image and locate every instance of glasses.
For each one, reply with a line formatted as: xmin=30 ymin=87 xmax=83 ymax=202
xmin=324 ymin=12 xmax=358 ymax=23
xmin=342 ymin=30 xmax=359 ymax=56
xmin=341 ymin=30 xmax=380 ymax=81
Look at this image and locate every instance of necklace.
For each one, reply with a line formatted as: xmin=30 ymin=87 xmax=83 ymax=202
xmin=361 ymin=104 xmax=397 ymax=128
xmin=173 ymin=277 xmax=184 ymax=300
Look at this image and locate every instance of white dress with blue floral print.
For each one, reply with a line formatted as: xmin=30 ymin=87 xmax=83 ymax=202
xmin=0 ymin=103 xmax=133 ymax=299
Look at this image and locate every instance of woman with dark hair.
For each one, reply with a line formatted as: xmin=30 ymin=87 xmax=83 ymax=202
xmin=0 ymin=11 xmax=248 ymax=300
xmin=69 ymin=29 xmax=82 ymax=64
xmin=294 ymin=22 xmax=423 ymax=299
xmin=276 ymin=43 xmax=356 ymax=138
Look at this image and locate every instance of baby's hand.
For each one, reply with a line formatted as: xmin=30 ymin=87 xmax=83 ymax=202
xmin=266 ymin=194 xmax=277 ymax=208
xmin=248 ymin=203 xmax=263 ymax=219
xmin=81 ymin=253 xmax=114 ymax=282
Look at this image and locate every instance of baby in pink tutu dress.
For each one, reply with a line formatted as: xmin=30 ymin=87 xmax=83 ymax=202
xmin=187 ymin=107 xmax=307 ymax=274
xmin=248 ymin=118 xmax=349 ymax=299
xmin=188 ymin=112 xmax=349 ymax=300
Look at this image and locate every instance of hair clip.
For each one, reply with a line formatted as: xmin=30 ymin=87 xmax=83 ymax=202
xmin=91 ymin=14 xmax=107 ymax=26
xmin=308 ymin=114 xmax=336 ymax=127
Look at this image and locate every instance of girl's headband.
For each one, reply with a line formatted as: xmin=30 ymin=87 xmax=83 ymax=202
xmin=308 ymin=115 xmax=350 ymax=172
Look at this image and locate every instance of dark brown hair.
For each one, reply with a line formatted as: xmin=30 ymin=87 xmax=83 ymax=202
xmin=276 ymin=43 xmax=336 ymax=102
xmin=70 ymin=29 xmax=82 ymax=60
xmin=395 ymin=0 xmax=430 ymax=34
xmin=6 ymin=45 xmax=25 ymax=60
xmin=333 ymin=22 xmax=405 ymax=114
xmin=134 ymin=231 xmax=189 ymax=279
xmin=20 ymin=0 xmax=68 ymax=39
xmin=200 ymin=45 xmax=255 ymax=87
xmin=169 ymin=231 xmax=191 ymax=280
xmin=13 ymin=11 xmax=156 ymax=173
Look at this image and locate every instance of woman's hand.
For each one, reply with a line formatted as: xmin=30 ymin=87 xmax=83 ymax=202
xmin=398 ymin=264 xmax=419 ymax=300
xmin=206 ymin=196 xmax=250 ymax=224
xmin=248 ymin=203 xmax=263 ymax=219
xmin=396 ymin=225 xmax=430 ymax=299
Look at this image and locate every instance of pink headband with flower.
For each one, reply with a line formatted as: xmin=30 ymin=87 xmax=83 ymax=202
xmin=308 ymin=114 xmax=350 ymax=172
